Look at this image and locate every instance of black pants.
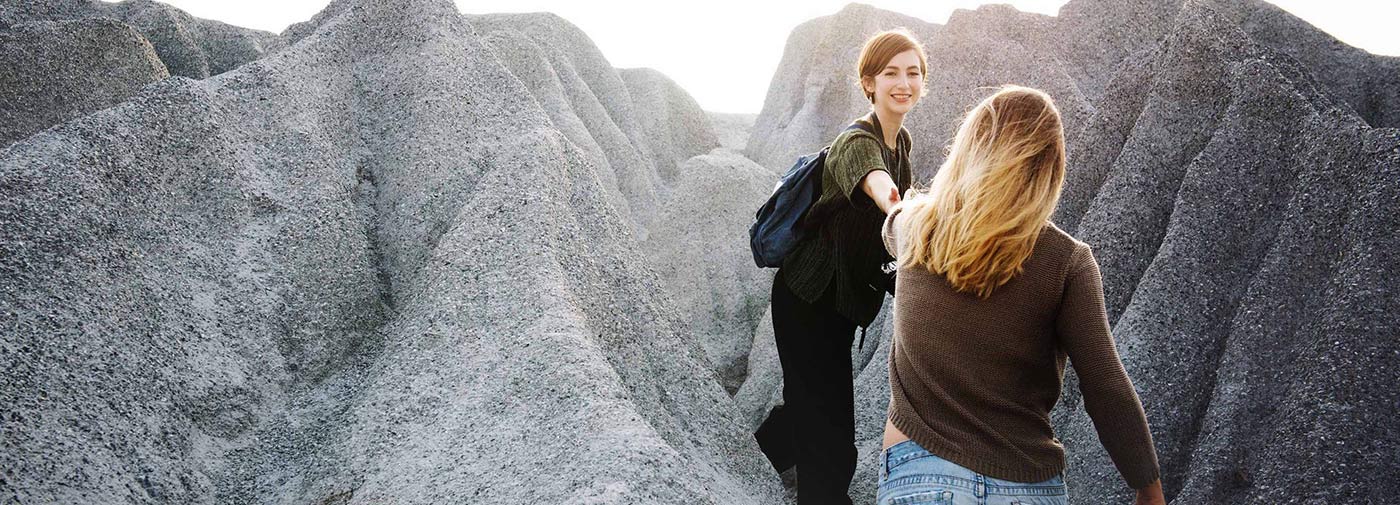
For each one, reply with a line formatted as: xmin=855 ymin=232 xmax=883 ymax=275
xmin=763 ymin=269 xmax=858 ymax=505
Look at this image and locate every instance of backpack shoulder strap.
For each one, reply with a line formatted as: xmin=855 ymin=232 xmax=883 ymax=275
xmin=845 ymin=118 xmax=876 ymax=136
xmin=831 ymin=118 xmax=878 ymax=151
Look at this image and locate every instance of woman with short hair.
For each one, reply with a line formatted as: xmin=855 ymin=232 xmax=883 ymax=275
xmin=768 ymin=28 xmax=925 ymax=505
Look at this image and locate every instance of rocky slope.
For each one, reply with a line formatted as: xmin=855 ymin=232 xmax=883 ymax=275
xmin=0 ymin=18 xmax=169 ymax=146
xmin=1054 ymin=0 xmax=1400 ymax=128
xmin=746 ymin=0 xmax=1400 ymax=180
xmin=741 ymin=0 xmax=1399 ymax=503
xmin=463 ymin=11 xmax=772 ymax=401
xmin=0 ymin=0 xmax=277 ymax=147
xmin=707 ymin=112 xmax=758 ymax=151
xmin=3 ymin=0 xmax=1396 ymax=503
xmin=1 ymin=0 xmax=277 ymax=79
xmin=1052 ymin=4 xmax=1398 ymax=502
xmin=0 ymin=0 xmax=781 ymax=503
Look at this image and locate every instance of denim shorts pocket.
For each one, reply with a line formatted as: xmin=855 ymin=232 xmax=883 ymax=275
xmin=1007 ymin=496 xmax=1066 ymax=505
xmin=885 ymin=488 xmax=955 ymax=505
xmin=1004 ymin=479 xmax=1067 ymax=505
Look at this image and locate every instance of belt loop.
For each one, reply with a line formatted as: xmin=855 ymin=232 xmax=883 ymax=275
xmin=880 ymin=446 xmax=889 ymax=481
xmin=974 ymin=474 xmax=987 ymax=498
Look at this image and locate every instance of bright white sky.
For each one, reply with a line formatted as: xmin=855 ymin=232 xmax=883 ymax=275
xmin=107 ymin=0 xmax=1400 ymax=113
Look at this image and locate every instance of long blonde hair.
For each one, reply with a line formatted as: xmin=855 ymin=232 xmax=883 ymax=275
xmin=898 ymin=85 xmax=1067 ymax=299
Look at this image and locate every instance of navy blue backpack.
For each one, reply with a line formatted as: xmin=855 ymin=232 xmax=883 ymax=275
xmin=750 ymin=121 xmax=875 ymax=268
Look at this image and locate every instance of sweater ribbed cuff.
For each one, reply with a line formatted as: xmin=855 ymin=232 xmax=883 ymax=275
xmin=888 ymin=406 xmax=1065 ymax=485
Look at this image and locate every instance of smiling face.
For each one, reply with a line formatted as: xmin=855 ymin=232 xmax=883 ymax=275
xmin=863 ymin=49 xmax=925 ymax=119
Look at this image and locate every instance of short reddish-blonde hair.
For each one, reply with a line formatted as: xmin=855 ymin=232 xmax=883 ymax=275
xmin=856 ymin=29 xmax=928 ymax=103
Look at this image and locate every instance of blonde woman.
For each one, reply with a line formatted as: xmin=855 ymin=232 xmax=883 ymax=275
xmin=877 ymin=86 xmax=1167 ymax=505
xmin=764 ymin=29 xmax=923 ymax=505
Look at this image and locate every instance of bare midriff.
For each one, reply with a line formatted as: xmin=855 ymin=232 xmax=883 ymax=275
xmin=882 ymin=418 xmax=910 ymax=449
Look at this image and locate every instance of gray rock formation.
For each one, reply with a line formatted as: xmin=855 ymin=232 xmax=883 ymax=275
xmin=644 ymin=148 xmax=773 ymax=394
xmin=4 ymin=0 xmax=1396 ymax=502
xmin=644 ymin=148 xmax=775 ymax=395
xmin=0 ymin=0 xmax=277 ymax=79
xmin=618 ymin=67 xmax=722 ymax=182
xmin=465 ymin=11 xmax=769 ymax=397
xmin=470 ymin=12 xmax=687 ymax=237
xmin=744 ymin=4 xmax=939 ymax=174
xmin=1055 ymin=0 xmax=1400 ymax=128
xmin=1051 ymin=4 xmax=1399 ymax=503
xmin=746 ymin=0 xmax=1400 ymax=182
xmin=0 ymin=0 xmax=782 ymax=503
xmin=0 ymin=18 xmax=168 ymax=147
xmin=734 ymin=306 xmax=781 ymax=432
xmin=911 ymin=4 xmax=1093 ymax=176
xmin=0 ymin=0 xmax=279 ymax=150
xmin=741 ymin=1 xmax=1399 ymax=503
xmin=707 ymin=112 xmax=758 ymax=152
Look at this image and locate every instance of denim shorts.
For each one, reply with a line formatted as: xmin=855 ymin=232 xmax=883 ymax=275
xmin=876 ymin=440 xmax=1068 ymax=505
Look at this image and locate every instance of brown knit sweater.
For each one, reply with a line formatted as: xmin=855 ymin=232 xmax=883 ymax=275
xmin=881 ymin=207 xmax=1161 ymax=489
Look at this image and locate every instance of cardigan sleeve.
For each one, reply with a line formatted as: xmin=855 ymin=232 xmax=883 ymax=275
xmin=827 ymin=132 xmax=888 ymax=206
xmin=1055 ymin=244 xmax=1162 ymax=489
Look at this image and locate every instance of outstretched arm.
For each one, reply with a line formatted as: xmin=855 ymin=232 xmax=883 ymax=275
xmin=830 ymin=135 xmax=900 ymax=214
xmin=862 ymin=169 xmax=901 ymax=214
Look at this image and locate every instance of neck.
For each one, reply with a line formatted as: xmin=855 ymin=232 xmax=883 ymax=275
xmin=871 ymin=108 xmax=903 ymax=148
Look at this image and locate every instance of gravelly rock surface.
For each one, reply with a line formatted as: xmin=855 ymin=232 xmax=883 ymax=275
xmin=707 ymin=112 xmax=758 ymax=152
xmin=743 ymin=3 xmax=940 ymax=174
xmin=0 ymin=18 xmax=168 ymax=147
xmin=470 ymin=12 xmax=660 ymax=237
xmin=0 ymin=0 xmax=277 ymax=79
xmin=619 ymin=68 xmax=723 ymax=183
xmin=644 ymin=148 xmax=775 ymax=396
xmin=1055 ymin=0 xmax=1400 ymax=128
xmin=0 ymin=0 xmax=782 ymax=503
xmin=465 ymin=11 xmax=765 ymax=396
xmin=741 ymin=0 xmax=1399 ymax=503
xmin=733 ymin=306 xmax=781 ymax=432
xmin=1051 ymin=4 xmax=1399 ymax=502
xmin=0 ymin=0 xmax=278 ymax=151
xmin=3 ymin=0 xmax=1397 ymax=503
xmin=746 ymin=0 xmax=1400 ymax=180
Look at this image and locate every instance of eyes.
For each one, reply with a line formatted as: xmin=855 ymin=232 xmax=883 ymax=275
xmin=883 ymin=70 xmax=923 ymax=78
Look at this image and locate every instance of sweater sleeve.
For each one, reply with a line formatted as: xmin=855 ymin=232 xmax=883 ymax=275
xmin=828 ymin=133 xmax=888 ymax=206
xmin=1055 ymin=244 xmax=1162 ymax=490
xmin=881 ymin=205 xmax=904 ymax=258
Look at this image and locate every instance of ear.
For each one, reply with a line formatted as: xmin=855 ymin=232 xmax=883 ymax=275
xmin=860 ymin=75 xmax=874 ymax=94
